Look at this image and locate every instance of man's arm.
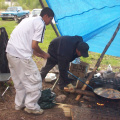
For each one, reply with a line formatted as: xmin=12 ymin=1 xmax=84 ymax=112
xmin=32 ymin=40 xmax=50 ymax=59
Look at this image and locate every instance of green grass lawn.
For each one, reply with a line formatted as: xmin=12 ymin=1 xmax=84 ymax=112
xmin=39 ymin=24 xmax=58 ymax=51
xmin=0 ymin=18 xmax=18 ymax=38
xmin=0 ymin=18 xmax=120 ymax=71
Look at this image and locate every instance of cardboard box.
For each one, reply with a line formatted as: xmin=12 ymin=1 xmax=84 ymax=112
xmin=69 ymin=61 xmax=89 ymax=78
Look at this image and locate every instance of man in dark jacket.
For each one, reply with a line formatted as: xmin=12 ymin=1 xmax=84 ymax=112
xmin=40 ymin=36 xmax=89 ymax=90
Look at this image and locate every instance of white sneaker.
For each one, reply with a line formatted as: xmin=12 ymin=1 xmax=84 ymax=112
xmin=24 ymin=108 xmax=44 ymax=115
xmin=15 ymin=105 xmax=25 ymax=110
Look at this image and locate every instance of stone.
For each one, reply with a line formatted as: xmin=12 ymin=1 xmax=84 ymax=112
xmin=56 ymin=94 xmax=67 ymax=103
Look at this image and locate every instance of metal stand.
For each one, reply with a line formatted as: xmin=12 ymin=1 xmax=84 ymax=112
xmin=0 ymin=73 xmax=11 ymax=101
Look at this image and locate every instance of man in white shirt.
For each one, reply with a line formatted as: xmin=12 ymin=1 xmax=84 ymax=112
xmin=6 ymin=7 xmax=54 ymax=115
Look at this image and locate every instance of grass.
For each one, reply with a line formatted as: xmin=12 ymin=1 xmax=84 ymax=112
xmin=39 ymin=24 xmax=58 ymax=51
xmin=0 ymin=18 xmax=18 ymax=38
xmin=0 ymin=18 xmax=120 ymax=71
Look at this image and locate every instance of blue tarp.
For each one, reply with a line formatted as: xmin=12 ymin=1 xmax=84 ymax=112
xmin=46 ymin=0 xmax=120 ymax=57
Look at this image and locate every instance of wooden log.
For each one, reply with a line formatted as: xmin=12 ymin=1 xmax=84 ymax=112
xmin=71 ymin=106 xmax=84 ymax=120
xmin=56 ymin=103 xmax=72 ymax=117
xmin=75 ymin=22 xmax=120 ymax=101
xmin=64 ymin=87 xmax=95 ymax=97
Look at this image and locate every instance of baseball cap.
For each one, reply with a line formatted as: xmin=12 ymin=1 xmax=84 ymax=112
xmin=77 ymin=42 xmax=89 ymax=57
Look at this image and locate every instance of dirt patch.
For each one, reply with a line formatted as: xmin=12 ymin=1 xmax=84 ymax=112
xmin=0 ymin=57 xmax=79 ymax=120
xmin=1 ymin=56 xmax=120 ymax=120
xmin=0 ymin=79 xmax=77 ymax=120
xmin=0 ymin=86 xmax=71 ymax=120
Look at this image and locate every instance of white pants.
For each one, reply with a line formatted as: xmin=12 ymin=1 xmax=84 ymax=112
xmin=7 ymin=53 xmax=42 ymax=110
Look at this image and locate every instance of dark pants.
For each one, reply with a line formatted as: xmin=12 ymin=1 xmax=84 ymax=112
xmin=40 ymin=42 xmax=71 ymax=88
xmin=40 ymin=56 xmax=57 ymax=80
xmin=40 ymin=56 xmax=71 ymax=88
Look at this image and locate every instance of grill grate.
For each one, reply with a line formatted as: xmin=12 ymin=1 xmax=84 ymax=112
xmin=3 ymin=14 xmax=9 ymax=16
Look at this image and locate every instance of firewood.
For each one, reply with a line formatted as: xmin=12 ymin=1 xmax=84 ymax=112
xmin=64 ymin=87 xmax=95 ymax=97
xmin=56 ymin=103 xmax=72 ymax=117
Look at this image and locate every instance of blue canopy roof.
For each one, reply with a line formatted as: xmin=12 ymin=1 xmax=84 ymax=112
xmin=46 ymin=0 xmax=120 ymax=57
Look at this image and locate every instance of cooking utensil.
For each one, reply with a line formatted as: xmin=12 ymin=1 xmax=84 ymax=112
xmin=68 ymin=71 xmax=120 ymax=100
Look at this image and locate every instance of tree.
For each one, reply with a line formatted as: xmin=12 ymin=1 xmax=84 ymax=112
xmin=0 ymin=0 xmax=9 ymax=9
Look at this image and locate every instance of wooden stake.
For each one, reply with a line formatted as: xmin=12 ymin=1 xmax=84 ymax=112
xmin=76 ymin=22 xmax=120 ymax=101
xmin=51 ymin=78 xmax=59 ymax=91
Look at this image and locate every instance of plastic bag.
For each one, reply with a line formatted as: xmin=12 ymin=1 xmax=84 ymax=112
xmin=107 ymin=64 xmax=112 ymax=72
xmin=72 ymin=57 xmax=80 ymax=64
xmin=38 ymin=89 xmax=56 ymax=109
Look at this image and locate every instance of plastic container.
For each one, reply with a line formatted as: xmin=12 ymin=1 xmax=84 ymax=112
xmin=94 ymin=73 xmax=101 ymax=78
xmin=72 ymin=57 xmax=80 ymax=64
xmin=45 ymin=73 xmax=56 ymax=82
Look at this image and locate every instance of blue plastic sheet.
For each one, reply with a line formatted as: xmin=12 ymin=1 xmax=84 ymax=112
xmin=46 ymin=0 xmax=120 ymax=57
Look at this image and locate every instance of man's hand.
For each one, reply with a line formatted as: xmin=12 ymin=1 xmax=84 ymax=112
xmin=33 ymin=51 xmax=50 ymax=59
xmin=42 ymin=52 xmax=50 ymax=59
xmin=32 ymin=40 xmax=50 ymax=59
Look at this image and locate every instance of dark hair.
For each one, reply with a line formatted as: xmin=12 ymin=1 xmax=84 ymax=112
xmin=40 ymin=7 xmax=54 ymax=17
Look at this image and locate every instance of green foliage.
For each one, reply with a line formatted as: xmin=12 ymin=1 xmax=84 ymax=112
xmin=0 ymin=0 xmax=48 ymax=10
xmin=16 ymin=0 xmax=48 ymax=10
xmin=0 ymin=0 xmax=9 ymax=9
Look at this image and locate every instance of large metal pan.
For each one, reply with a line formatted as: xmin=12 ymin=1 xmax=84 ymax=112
xmin=68 ymin=71 xmax=120 ymax=100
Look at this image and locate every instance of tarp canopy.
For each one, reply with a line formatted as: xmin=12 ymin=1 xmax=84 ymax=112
xmin=46 ymin=0 xmax=120 ymax=57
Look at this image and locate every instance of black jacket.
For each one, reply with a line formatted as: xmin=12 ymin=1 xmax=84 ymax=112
xmin=0 ymin=27 xmax=10 ymax=73
xmin=48 ymin=36 xmax=83 ymax=62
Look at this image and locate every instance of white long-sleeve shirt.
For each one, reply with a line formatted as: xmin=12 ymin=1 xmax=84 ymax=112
xmin=6 ymin=16 xmax=45 ymax=59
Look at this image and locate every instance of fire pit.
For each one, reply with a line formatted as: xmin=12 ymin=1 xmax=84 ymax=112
xmin=71 ymin=96 xmax=120 ymax=120
xmin=90 ymin=98 xmax=120 ymax=119
xmin=77 ymin=77 xmax=120 ymax=119
xmin=70 ymin=77 xmax=120 ymax=120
